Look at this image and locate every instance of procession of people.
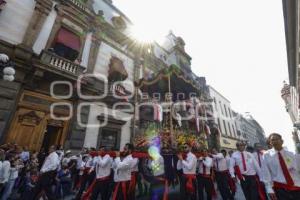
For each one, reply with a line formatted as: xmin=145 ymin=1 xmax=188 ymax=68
xmin=0 ymin=132 xmax=299 ymax=200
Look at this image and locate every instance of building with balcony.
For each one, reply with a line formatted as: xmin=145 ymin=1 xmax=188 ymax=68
xmin=208 ymin=86 xmax=239 ymax=150
xmin=0 ymin=0 xmax=212 ymax=151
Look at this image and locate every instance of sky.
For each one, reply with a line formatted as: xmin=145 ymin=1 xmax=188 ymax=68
xmin=113 ymin=0 xmax=295 ymax=150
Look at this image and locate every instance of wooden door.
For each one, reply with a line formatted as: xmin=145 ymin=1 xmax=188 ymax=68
xmin=6 ymin=108 xmax=47 ymax=151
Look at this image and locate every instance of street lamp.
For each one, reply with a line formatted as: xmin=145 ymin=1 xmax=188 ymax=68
xmin=0 ymin=53 xmax=15 ymax=82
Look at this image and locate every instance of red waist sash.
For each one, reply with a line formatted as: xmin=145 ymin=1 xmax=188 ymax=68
xmin=273 ymin=181 xmax=300 ymax=191
xmin=112 ymin=181 xmax=130 ymax=200
xmin=183 ymin=174 xmax=196 ymax=193
xmin=129 ymin=172 xmax=138 ymax=192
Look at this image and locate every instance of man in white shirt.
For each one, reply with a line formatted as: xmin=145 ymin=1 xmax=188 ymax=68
xmin=230 ymin=141 xmax=262 ymax=200
xmin=212 ymin=149 xmax=234 ymax=200
xmin=82 ymin=146 xmax=113 ymax=200
xmin=112 ymin=143 xmax=134 ymax=200
xmin=262 ymin=133 xmax=300 ymax=200
xmin=0 ymin=149 xmax=10 ymax=192
xmin=197 ymin=148 xmax=214 ymax=200
xmin=74 ymin=153 xmax=95 ymax=200
xmin=177 ymin=143 xmax=197 ymax=200
xmin=32 ymin=145 xmax=59 ymax=200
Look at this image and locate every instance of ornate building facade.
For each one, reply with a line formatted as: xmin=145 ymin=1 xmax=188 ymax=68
xmin=0 ymin=0 xmax=212 ymax=151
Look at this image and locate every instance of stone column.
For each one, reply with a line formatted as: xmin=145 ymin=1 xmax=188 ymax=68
xmin=86 ymin=35 xmax=101 ymax=73
xmin=22 ymin=0 xmax=53 ymax=48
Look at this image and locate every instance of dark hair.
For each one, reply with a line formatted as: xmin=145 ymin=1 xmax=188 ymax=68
xmin=268 ymin=133 xmax=282 ymax=141
xmin=126 ymin=143 xmax=134 ymax=151
xmin=220 ymin=149 xmax=227 ymax=155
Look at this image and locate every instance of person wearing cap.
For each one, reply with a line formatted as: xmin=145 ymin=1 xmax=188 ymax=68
xmin=230 ymin=141 xmax=263 ymax=200
xmin=262 ymin=133 xmax=300 ymax=200
xmin=177 ymin=143 xmax=197 ymax=200
xmin=62 ymin=150 xmax=72 ymax=167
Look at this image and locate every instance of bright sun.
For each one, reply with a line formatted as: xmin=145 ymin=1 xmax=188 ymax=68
xmin=129 ymin=24 xmax=163 ymax=44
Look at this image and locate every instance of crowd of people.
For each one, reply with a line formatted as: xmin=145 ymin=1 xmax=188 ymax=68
xmin=0 ymin=132 xmax=299 ymax=200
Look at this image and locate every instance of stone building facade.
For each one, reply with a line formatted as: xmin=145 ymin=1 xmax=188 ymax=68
xmin=0 ymin=0 xmax=211 ymax=151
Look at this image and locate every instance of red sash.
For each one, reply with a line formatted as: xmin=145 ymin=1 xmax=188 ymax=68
xmin=155 ymin=176 xmax=169 ymax=200
xmin=254 ymin=175 xmax=266 ymax=200
xmin=183 ymin=174 xmax=196 ymax=193
xmin=112 ymin=181 xmax=129 ymax=200
xmin=234 ymin=165 xmax=244 ymax=181
xmin=81 ymin=176 xmax=110 ymax=200
xmin=129 ymin=172 xmax=137 ymax=192
xmin=273 ymin=181 xmax=300 ymax=191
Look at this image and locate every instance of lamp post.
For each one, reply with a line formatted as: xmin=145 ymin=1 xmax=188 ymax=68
xmin=0 ymin=53 xmax=15 ymax=82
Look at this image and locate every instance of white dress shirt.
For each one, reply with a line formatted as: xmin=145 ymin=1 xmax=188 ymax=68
xmin=230 ymin=151 xmax=261 ymax=178
xmin=132 ymin=158 xmax=139 ymax=172
xmin=252 ymin=151 xmax=264 ymax=168
xmin=40 ymin=152 xmax=59 ymax=173
xmin=197 ymin=156 xmax=213 ymax=175
xmin=149 ymin=155 xmax=164 ymax=177
xmin=93 ymin=155 xmax=112 ymax=179
xmin=0 ymin=161 xmax=11 ymax=183
xmin=177 ymin=152 xmax=197 ymax=174
xmin=262 ymin=148 xmax=300 ymax=193
xmin=212 ymin=153 xmax=229 ymax=172
xmin=85 ymin=156 xmax=94 ymax=168
xmin=113 ymin=154 xmax=134 ymax=182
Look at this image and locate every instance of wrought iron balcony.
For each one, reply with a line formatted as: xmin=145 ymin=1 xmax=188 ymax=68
xmin=40 ymin=50 xmax=85 ymax=76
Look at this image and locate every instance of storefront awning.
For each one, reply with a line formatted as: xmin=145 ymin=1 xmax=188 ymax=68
xmin=56 ymin=28 xmax=81 ymax=51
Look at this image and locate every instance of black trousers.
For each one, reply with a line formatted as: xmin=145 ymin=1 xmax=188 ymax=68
xmin=240 ymin=175 xmax=259 ymax=200
xmin=215 ymin=171 xmax=234 ymax=200
xmin=90 ymin=178 xmax=111 ymax=200
xmin=181 ymin=175 xmax=196 ymax=200
xmin=31 ymin=170 xmax=56 ymax=200
xmin=275 ymin=188 xmax=300 ymax=200
xmin=149 ymin=176 xmax=166 ymax=200
xmin=197 ymin=175 xmax=214 ymax=200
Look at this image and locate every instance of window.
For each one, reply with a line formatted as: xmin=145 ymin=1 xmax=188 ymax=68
xmin=217 ymin=118 xmax=221 ymax=128
xmin=232 ymin=124 xmax=236 ymax=137
xmin=223 ymin=120 xmax=227 ymax=135
xmin=214 ymin=98 xmax=218 ymax=111
xmin=99 ymin=129 xmax=120 ymax=150
xmin=224 ymin=105 xmax=228 ymax=117
xmin=219 ymin=101 xmax=223 ymax=115
xmin=228 ymin=122 xmax=232 ymax=136
xmin=52 ymin=28 xmax=81 ymax=61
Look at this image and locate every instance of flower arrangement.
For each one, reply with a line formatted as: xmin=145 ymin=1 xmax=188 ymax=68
xmin=134 ymin=126 xmax=207 ymax=152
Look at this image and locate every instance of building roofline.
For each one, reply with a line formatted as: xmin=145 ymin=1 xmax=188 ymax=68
xmin=208 ymin=85 xmax=231 ymax=103
xmin=104 ymin=0 xmax=133 ymax=24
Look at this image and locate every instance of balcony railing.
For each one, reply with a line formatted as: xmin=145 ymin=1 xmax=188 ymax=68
xmin=67 ymin=0 xmax=87 ymax=12
xmin=40 ymin=50 xmax=85 ymax=76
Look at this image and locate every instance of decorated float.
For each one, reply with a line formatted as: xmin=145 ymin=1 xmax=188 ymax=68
xmin=133 ymin=65 xmax=211 ymax=154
